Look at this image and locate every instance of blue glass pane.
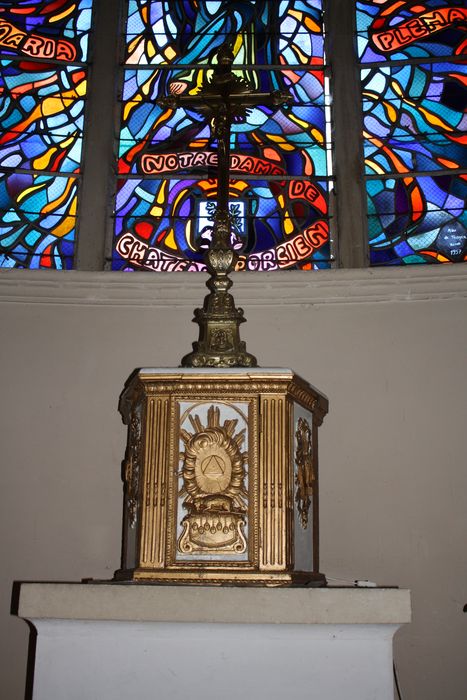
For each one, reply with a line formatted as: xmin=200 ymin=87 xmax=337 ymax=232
xmin=368 ymin=174 xmax=467 ymax=264
xmin=119 ymin=68 xmax=327 ymax=176
xmin=358 ymin=1 xmax=466 ymax=266
xmin=112 ymin=176 xmax=330 ymax=271
xmin=115 ymin=1 xmax=331 ymax=272
xmin=125 ymin=0 xmax=324 ymax=67
xmin=0 ymin=0 xmax=93 ymax=62
xmin=356 ymin=0 xmax=467 ymax=64
xmin=0 ymin=171 xmax=78 ymax=268
xmin=362 ymin=61 xmax=467 ymax=175
xmin=0 ymin=60 xmax=86 ymax=173
xmin=0 ymin=2 xmax=93 ymax=269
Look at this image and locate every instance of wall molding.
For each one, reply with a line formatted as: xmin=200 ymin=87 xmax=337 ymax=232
xmin=0 ymin=266 xmax=466 ymax=307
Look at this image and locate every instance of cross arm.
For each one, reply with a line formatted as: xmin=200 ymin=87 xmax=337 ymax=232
xmin=157 ymin=90 xmax=292 ymax=112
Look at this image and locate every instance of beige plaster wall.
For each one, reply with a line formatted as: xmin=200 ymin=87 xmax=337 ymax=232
xmin=1 ymin=267 xmax=466 ymax=699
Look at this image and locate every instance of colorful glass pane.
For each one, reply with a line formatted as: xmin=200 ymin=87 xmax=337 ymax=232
xmin=0 ymin=171 xmax=78 ymax=268
xmin=356 ymin=0 xmax=467 ymax=64
xmin=0 ymin=0 xmax=92 ymax=269
xmin=113 ymin=0 xmax=331 ymax=272
xmin=0 ymin=61 xmax=86 ymax=173
xmin=0 ymin=0 xmax=91 ymax=62
xmin=114 ymin=176 xmax=329 ymax=271
xmin=362 ymin=60 xmax=466 ymax=175
xmin=367 ymin=174 xmax=467 ymax=264
xmin=124 ymin=0 xmax=324 ymax=67
xmin=356 ymin=1 xmax=467 ymax=265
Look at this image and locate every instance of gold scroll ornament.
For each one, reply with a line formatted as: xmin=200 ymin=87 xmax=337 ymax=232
xmin=124 ymin=411 xmax=142 ymax=528
xmin=295 ymin=417 xmax=315 ymax=529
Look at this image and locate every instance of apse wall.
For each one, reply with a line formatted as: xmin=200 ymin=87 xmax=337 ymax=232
xmin=1 ymin=266 xmax=466 ymax=699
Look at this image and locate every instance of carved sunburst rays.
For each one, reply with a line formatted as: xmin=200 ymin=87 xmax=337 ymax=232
xmin=180 ymin=405 xmax=248 ymax=512
xmin=180 ymin=406 xmax=246 ymax=450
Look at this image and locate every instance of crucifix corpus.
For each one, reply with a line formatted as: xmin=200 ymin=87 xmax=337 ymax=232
xmin=158 ymin=46 xmax=292 ymax=368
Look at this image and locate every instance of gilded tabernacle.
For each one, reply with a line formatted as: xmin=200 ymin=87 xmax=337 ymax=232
xmin=115 ymin=368 xmax=328 ymax=586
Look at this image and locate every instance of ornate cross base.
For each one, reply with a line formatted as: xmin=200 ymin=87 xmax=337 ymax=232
xmin=181 ymin=212 xmax=257 ymax=368
xmin=181 ymin=299 xmax=257 ymax=368
xmin=115 ymin=368 xmax=328 ymax=586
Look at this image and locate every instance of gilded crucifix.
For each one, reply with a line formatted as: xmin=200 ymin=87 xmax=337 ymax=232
xmin=158 ymin=46 xmax=292 ymax=368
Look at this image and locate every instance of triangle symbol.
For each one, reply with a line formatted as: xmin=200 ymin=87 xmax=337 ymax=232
xmin=202 ymin=455 xmax=225 ymax=476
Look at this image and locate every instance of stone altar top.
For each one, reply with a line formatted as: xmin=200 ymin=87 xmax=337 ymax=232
xmin=16 ymin=583 xmax=411 ymax=626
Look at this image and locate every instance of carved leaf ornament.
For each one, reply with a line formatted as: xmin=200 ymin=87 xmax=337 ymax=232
xmin=295 ymin=417 xmax=315 ymax=529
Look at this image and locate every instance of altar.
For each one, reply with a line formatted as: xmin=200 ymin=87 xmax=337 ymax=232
xmin=11 ymin=35 xmax=413 ymax=700
xmin=15 ymin=582 xmax=410 ymax=700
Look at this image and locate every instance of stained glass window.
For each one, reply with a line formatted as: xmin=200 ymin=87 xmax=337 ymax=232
xmin=0 ymin=0 xmax=93 ymax=269
xmin=112 ymin=0 xmax=332 ymax=272
xmin=356 ymin=1 xmax=467 ymax=265
xmin=2 ymin=2 xmax=464 ymax=272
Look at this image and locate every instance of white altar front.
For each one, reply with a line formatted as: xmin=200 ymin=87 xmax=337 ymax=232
xmin=15 ymin=583 xmax=411 ymax=700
